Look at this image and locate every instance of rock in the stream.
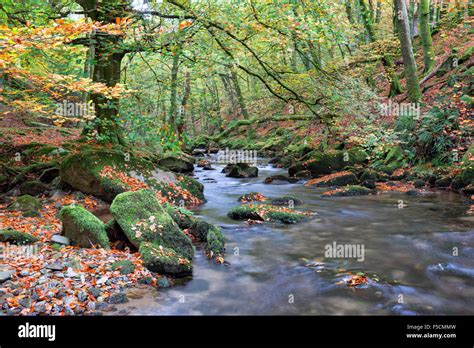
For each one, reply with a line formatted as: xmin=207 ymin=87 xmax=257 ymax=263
xmin=227 ymin=205 xmax=307 ymax=224
xmin=222 ymin=163 xmax=258 ymax=178
xmin=205 ymin=225 xmax=225 ymax=256
xmin=289 ymin=148 xmax=368 ymax=177
xmin=0 ymin=228 xmax=38 ymax=245
xmin=139 ymin=242 xmax=193 ymax=277
xmin=111 ymin=260 xmax=135 ymax=275
xmin=110 ymin=189 xmax=194 ymax=260
xmin=263 ymin=175 xmax=299 ymax=184
xmin=321 ymin=185 xmax=372 ymax=197
xmin=305 ymin=171 xmax=358 ymax=187
xmin=7 ymin=195 xmax=40 ymax=212
xmin=271 ymin=196 xmax=303 ymax=206
xmin=59 ymin=204 xmax=110 ymax=249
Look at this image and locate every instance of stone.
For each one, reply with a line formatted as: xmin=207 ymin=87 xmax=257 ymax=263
xmin=7 ymin=195 xmax=40 ymax=212
xmin=50 ymin=235 xmax=70 ymax=246
xmin=19 ymin=180 xmax=48 ymax=196
xmin=59 ymin=204 xmax=110 ymax=249
xmin=108 ymin=292 xmax=129 ymax=304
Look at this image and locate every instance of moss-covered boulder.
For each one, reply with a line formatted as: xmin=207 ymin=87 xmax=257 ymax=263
xmin=111 ymin=260 xmax=136 ymax=275
xmin=205 ymin=225 xmax=225 ymax=256
xmin=0 ymin=228 xmax=39 ymax=245
xmin=157 ymin=156 xmax=194 ymax=174
xmin=59 ymin=204 xmax=110 ymax=249
xmin=263 ymin=175 xmax=299 ymax=184
xmin=238 ymin=192 xmax=267 ymax=203
xmin=59 ymin=148 xmax=204 ymax=204
xmin=288 ymin=147 xmax=368 ymax=177
xmin=222 ymin=163 xmax=258 ymax=178
xmin=139 ymin=242 xmax=192 ymax=277
xmin=19 ymin=180 xmax=48 ymax=196
xmin=305 ymin=171 xmax=358 ymax=187
xmin=322 ymin=185 xmax=372 ymax=197
xmin=227 ymin=204 xmax=307 ymax=224
xmin=7 ymin=195 xmax=40 ymax=212
xmin=109 ymin=189 xmax=194 ymax=260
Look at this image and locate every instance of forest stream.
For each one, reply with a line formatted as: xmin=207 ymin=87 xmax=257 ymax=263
xmin=112 ymin=156 xmax=474 ymax=316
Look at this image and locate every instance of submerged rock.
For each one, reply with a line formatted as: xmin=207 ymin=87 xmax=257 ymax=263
xmin=271 ymin=196 xmax=303 ymax=206
xmin=59 ymin=204 xmax=110 ymax=249
xmin=205 ymin=225 xmax=226 ymax=256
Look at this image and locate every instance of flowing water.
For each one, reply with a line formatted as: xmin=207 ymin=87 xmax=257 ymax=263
xmin=122 ymin=157 xmax=474 ymax=315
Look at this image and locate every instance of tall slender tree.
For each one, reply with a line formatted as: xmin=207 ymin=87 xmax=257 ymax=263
xmin=395 ymin=0 xmax=422 ymax=103
xmin=420 ymin=0 xmax=435 ymax=72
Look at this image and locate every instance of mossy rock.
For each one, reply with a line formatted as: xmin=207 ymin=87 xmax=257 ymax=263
xmin=227 ymin=204 xmax=307 ymax=224
xmin=19 ymin=180 xmax=48 ymax=196
xmin=7 ymin=195 xmax=40 ymax=212
xmin=0 ymin=228 xmax=38 ymax=245
xmin=305 ymin=171 xmax=358 ymax=187
xmin=139 ymin=242 xmax=192 ymax=277
xmin=111 ymin=260 xmax=136 ymax=275
xmin=59 ymin=204 xmax=110 ymax=249
xmin=359 ymin=169 xmax=378 ymax=181
xmin=110 ymin=189 xmax=194 ymax=260
xmin=263 ymin=175 xmax=299 ymax=184
xmin=162 ymin=203 xmax=195 ymax=230
xmin=288 ymin=147 xmax=368 ymax=177
xmin=157 ymin=156 xmax=194 ymax=174
xmin=205 ymin=225 xmax=225 ymax=255
xmin=59 ymin=148 xmax=203 ymax=204
xmin=322 ymin=185 xmax=372 ymax=197
xmin=223 ymin=163 xmax=258 ymax=178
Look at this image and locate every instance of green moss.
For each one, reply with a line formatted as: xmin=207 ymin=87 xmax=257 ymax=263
xmin=205 ymin=225 xmax=225 ymax=255
xmin=0 ymin=228 xmax=39 ymax=245
xmin=7 ymin=195 xmax=40 ymax=212
xmin=139 ymin=242 xmax=192 ymax=276
xmin=322 ymin=185 xmax=372 ymax=197
xmin=227 ymin=204 xmax=307 ymax=224
xmin=59 ymin=204 xmax=110 ymax=249
xmin=111 ymin=260 xmax=136 ymax=275
xmin=110 ymin=189 xmax=194 ymax=259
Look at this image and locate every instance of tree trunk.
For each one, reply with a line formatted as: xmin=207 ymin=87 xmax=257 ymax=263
xmin=229 ymin=67 xmax=249 ymax=120
xmin=420 ymin=0 xmax=435 ymax=72
xmin=76 ymin=0 xmax=128 ymax=145
xmin=359 ymin=0 xmax=403 ymax=96
xmin=168 ymin=49 xmax=181 ymax=133
xmin=395 ymin=0 xmax=422 ymax=103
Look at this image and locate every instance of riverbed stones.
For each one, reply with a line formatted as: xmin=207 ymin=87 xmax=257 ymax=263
xmin=59 ymin=204 xmax=110 ymax=249
xmin=227 ymin=204 xmax=307 ymax=224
